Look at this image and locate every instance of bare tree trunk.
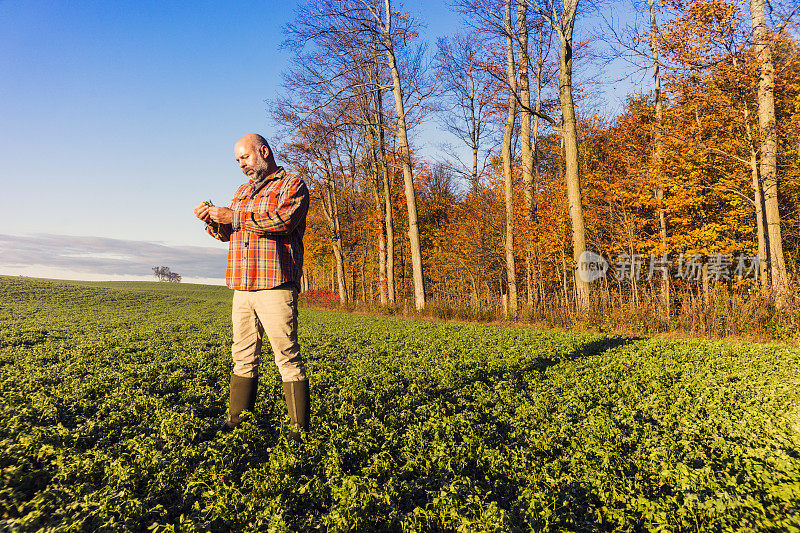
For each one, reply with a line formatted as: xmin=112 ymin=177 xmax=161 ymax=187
xmin=470 ymin=74 xmax=479 ymax=191
xmin=383 ymin=162 xmax=396 ymax=304
xmin=374 ymin=78 xmax=396 ymax=304
xmin=317 ymin=157 xmax=349 ymax=305
xmin=322 ymin=199 xmax=347 ymax=304
xmin=331 ymin=181 xmax=348 ymax=304
xmin=751 ymin=0 xmax=788 ymax=303
xmin=350 ymin=262 xmax=357 ymax=303
xmin=375 ymin=185 xmax=388 ymax=304
xmin=471 ymin=147 xmax=479 ymax=192
xmin=361 ymin=249 xmax=367 ymax=302
xmin=560 ymin=245 xmax=568 ymax=303
xmin=648 ymin=0 xmax=670 ymax=310
xmin=532 ymin=39 xmax=544 ymax=199
xmin=469 ymin=269 xmax=479 ymax=307
xmin=744 ymin=105 xmax=770 ymax=289
xmin=526 ymin=250 xmax=533 ymax=309
xmin=368 ymin=31 xmax=391 ymax=305
xmin=525 ymin=20 xmax=547 ymax=308
xmin=518 ymin=1 xmax=534 ymax=220
xmin=370 ymin=145 xmax=388 ymax=305
xmin=399 ymin=237 xmax=405 ymax=302
xmin=502 ymin=0 xmax=519 ymax=318
xmin=517 ymin=1 xmax=535 ymax=311
xmin=554 ymin=0 xmax=589 ymax=312
xmin=383 ymin=0 xmax=425 ymax=310
xmin=536 ymin=244 xmax=544 ymax=308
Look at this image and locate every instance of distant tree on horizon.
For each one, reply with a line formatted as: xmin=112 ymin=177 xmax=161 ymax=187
xmin=152 ymin=266 xmax=181 ymax=283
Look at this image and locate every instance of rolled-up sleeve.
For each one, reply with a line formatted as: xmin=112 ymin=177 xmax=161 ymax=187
xmin=239 ymin=177 xmax=309 ymax=236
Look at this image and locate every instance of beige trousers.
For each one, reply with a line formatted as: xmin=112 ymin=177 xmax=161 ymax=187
xmin=231 ymin=286 xmax=306 ymax=382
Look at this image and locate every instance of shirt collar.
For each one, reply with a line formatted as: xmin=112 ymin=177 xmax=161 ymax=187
xmin=249 ymin=166 xmax=285 ymax=197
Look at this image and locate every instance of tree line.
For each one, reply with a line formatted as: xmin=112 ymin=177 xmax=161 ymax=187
xmin=273 ymin=0 xmax=800 ymax=326
xmin=152 ymin=266 xmax=182 ymax=283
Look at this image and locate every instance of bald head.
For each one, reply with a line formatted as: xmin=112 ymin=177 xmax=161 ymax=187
xmin=235 ymin=133 xmax=268 ymax=150
xmin=234 ymin=133 xmax=276 ymax=180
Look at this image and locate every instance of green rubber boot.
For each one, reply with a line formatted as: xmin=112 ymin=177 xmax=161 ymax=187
xmin=221 ymin=373 xmax=258 ymax=432
xmin=282 ymin=380 xmax=310 ymax=442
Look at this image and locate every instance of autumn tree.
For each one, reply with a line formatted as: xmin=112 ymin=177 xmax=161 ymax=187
xmin=281 ymin=0 xmax=433 ymax=310
xmin=655 ymin=0 xmax=797 ymax=298
xmin=434 ymin=34 xmax=497 ymax=191
xmin=647 ymin=0 xmax=670 ymax=306
xmin=376 ymin=0 xmax=432 ymax=310
xmin=280 ymin=115 xmax=350 ymax=304
xmin=275 ymin=0 xmax=800 ymax=334
xmin=501 ymin=0 xmax=520 ymax=317
xmin=599 ymin=0 xmax=672 ymax=305
xmin=529 ymin=0 xmax=591 ymax=312
xmin=750 ymin=0 xmax=789 ymax=302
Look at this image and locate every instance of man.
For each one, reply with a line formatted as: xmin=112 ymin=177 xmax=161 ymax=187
xmin=193 ymin=133 xmax=310 ymax=440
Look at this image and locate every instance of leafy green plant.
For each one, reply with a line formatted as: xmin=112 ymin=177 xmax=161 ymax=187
xmin=1 ymin=276 xmax=799 ymax=531
xmin=203 ymin=200 xmax=221 ymax=240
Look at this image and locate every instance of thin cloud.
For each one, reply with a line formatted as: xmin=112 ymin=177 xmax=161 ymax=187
xmin=0 ymin=233 xmax=227 ymax=280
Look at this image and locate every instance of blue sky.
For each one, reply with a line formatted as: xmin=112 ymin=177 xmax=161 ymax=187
xmin=0 ymin=0 xmax=640 ymax=283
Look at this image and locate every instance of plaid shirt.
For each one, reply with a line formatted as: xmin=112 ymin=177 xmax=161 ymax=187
xmin=206 ymin=166 xmax=309 ymax=291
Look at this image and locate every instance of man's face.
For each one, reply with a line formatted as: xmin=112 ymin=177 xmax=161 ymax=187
xmin=234 ymin=141 xmax=269 ymax=180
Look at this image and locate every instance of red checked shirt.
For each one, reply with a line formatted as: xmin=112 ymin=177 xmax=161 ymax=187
xmin=206 ymin=166 xmax=309 ymax=291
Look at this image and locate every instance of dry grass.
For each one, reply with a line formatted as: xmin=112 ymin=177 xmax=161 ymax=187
xmin=300 ymin=284 xmax=800 ymax=345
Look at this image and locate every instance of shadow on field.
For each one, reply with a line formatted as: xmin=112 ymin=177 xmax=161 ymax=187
xmin=506 ymin=336 xmax=643 ymax=377
xmin=564 ymin=336 xmax=642 ymax=362
xmin=404 ymin=336 xmax=646 ymax=417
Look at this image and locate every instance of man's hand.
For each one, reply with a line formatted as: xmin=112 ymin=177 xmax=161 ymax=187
xmin=209 ymin=206 xmax=234 ymax=224
xmin=193 ymin=203 xmax=212 ymax=223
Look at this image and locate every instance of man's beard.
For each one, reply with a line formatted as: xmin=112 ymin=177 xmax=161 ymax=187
xmin=250 ymin=165 xmax=270 ymax=182
xmin=249 ymin=162 xmax=272 ymax=197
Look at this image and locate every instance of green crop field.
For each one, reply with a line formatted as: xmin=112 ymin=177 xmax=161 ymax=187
xmin=1 ymin=276 xmax=800 ymax=532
